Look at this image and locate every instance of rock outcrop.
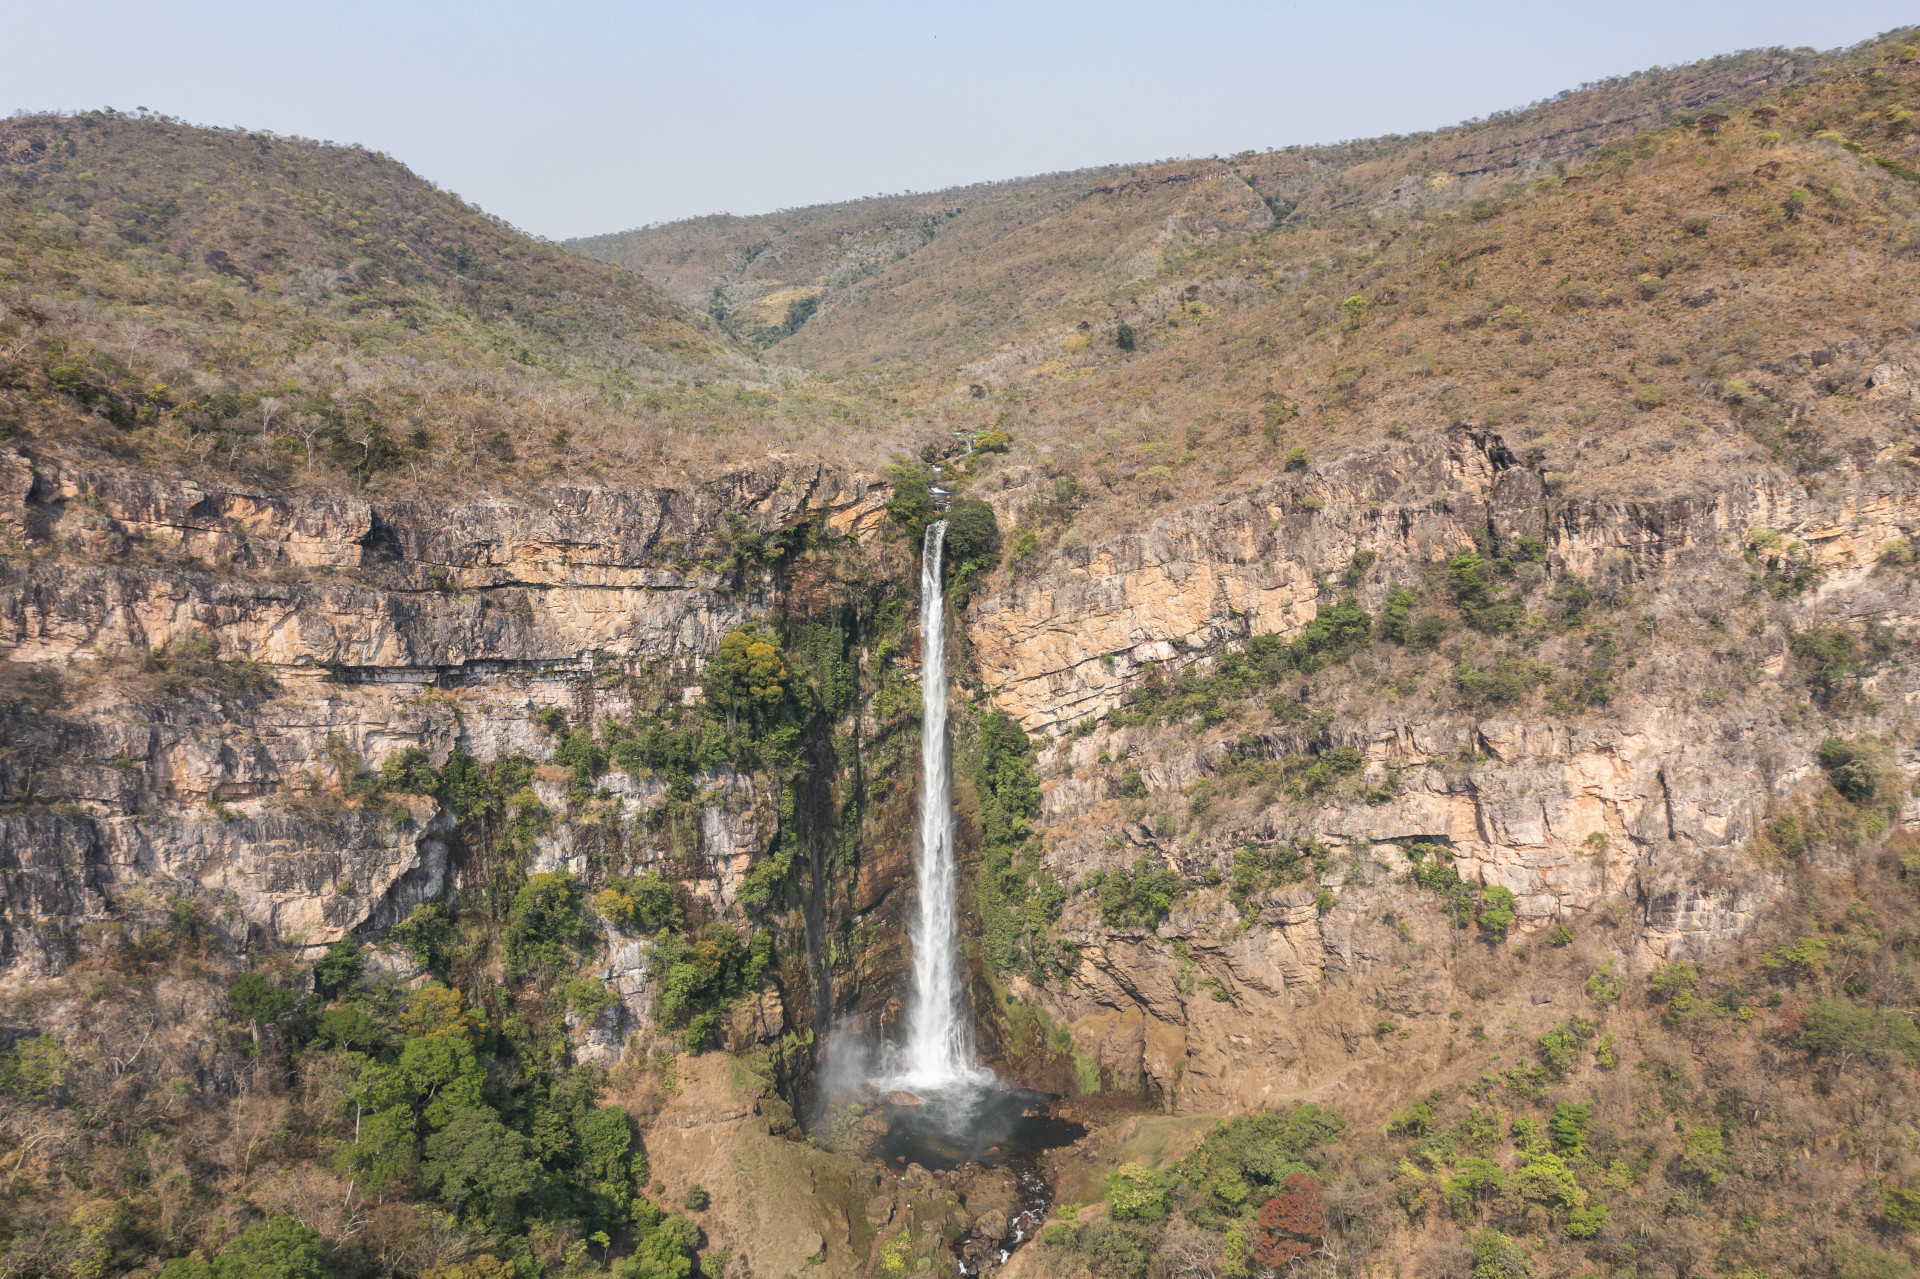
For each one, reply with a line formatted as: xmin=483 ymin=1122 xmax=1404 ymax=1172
xmin=0 ymin=448 xmax=893 ymax=1032
xmin=963 ymin=429 xmax=1920 ymax=1113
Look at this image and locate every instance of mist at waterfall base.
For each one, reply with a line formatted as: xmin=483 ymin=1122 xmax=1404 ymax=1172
xmin=812 ymin=522 xmax=1081 ymax=1178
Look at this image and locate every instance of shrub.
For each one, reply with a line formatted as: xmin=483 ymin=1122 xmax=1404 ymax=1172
xmin=1882 ymin=1184 xmax=1920 ymax=1231
xmin=682 ymin=1183 xmax=709 ymax=1211
xmin=1252 ymin=1174 xmax=1324 ymax=1267
xmin=313 ymin=937 xmax=363 ymax=996
xmin=1105 ymin=1163 xmax=1170 ymax=1221
xmin=1469 ymin=1229 xmax=1530 ymax=1279
xmin=505 ymin=872 xmax=593 ymax=976
xmin=1291 ymin=744 xmax=1365 ymax=798
xmin=973 ymin=709 xmax=1061 ymax=975
xmin=1090 ymin=859 xmax=1183 ymax=928
xmin=0 ymin=1035 xmax=68 ymax=1099
xmin=564 ymin=976 xmax=618 ymax=1020
xmin=943 ymin=497 xmax=1002 ymax=579
xmin=390 ymin=903 xmax=453 ymax=971
xmin=595 ymin=875 xmax=682 ymax=935
xmin=1817 ymin=737 xmax=1879 ymax=803
xmin=1115 ymin=323 xmax=1136 ymax=350
xmin=228 ymin=973 xmax=296 ymax=1026
xmin=1565 ymin=1203 xmax=1610 ymax=1239
xmin=1799 ymin=997 xmax=1920 ymax=1066
xmin=1178 ymin=1103 xmax=1345 ymax=1219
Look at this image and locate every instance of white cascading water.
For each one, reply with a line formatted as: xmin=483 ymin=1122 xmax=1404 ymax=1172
xmin=896 ymin=519 xmax=990 ymax=1089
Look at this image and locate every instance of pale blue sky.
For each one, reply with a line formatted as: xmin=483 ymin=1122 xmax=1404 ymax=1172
xmin=8 ymin=2 xmax=1916 ymax=240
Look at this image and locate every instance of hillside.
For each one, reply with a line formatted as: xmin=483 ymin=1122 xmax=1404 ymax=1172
xmin=0 ymin=112 xmax=920 ymax=494
xmin=2 ymin=25 xmax=1920 ymax=1279
xmin=571 ymin=46 xmax=1825 ymax=373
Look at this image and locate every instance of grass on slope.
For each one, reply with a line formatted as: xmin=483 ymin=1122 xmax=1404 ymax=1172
xmin=0 ymin=111 xmax=919 ymax=495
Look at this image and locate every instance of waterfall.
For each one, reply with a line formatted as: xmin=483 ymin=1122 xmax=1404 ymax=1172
xmin=897 ymin=519 xmax=988 ymax=1089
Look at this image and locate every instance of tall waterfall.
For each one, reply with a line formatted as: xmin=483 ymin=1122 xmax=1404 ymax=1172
xmin=897 ymin=519 xmax=986 ymax=1088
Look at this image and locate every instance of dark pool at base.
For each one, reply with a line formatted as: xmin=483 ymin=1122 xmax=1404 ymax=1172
xmin=876 ymin=1081 xmax=1084 ymax=1171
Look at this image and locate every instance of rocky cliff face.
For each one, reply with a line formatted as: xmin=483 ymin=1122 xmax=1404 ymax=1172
xmin=0 ymin=448 xmax=896 ymax=1028
xmin=961 ymin=428 xmax=1920 ymax=1112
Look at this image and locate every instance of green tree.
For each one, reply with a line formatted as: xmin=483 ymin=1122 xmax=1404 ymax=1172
xmin=943 ymin=497 xmax=1001 ymax=571
xmin=422 ymin=1107 xmax=539 ymax=1226
xmin=1477 ymin=885 xmax=1517 ymax=940
xmin=1565 ymin=1203 xmax=1610 ymax=1239
xmin=315 ymin=1006 xmax=377 ymax=1050
xmin=1799 ymin=998 xmax=1920 ymax=1069
xmin=334 ymin=1103 xmax=419 ymax=1193
xmin=1512 ymin=1152 xmax=1585 ymax=1210
xmin=314 ymin=937 xmax=364 ymax=996
xmin=1380 ymin=586 xmax=1415 ymax=643
xmin=1448 ymin=551 xmax=1519 ymax=632
xmin=213 ymin=1216 xmax=327 ymax=1279
xmin=390 ymin=903 xmax=454 ymax=972
xmin=596 ymin=875 xmax=682 ymax=935
xmin=1443 ymin=1158 xmax=1506 ymax=1226
xmin=703 ymin=628 xmax=788 ymax=728
xmin=1548 ymin=1103 xmax=1591 ymax=1154
xmin=159 ymin=1261 xmax=214 ymax=1279
xmin=398 ymin=1034 xmax=488 ymax=1128
xmin=573 ymin=1104 xmax=641 ymax=1227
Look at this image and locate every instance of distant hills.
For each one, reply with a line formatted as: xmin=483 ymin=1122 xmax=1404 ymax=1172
xmin=569 ymin=47 xmax=1827 ymax=372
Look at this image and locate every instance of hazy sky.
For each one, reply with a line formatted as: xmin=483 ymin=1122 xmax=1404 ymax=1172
xmin=9 ymin=2 xmax=1917 ymax=241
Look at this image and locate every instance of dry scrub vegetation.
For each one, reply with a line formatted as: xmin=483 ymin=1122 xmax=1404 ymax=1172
xmin=0 ymin=111 xmax=924 ymax=498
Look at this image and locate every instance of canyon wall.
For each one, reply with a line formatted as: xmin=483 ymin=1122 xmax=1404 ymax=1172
xmin=963 ymin=427 xmax=1920 ymax=1112
xmin=0 ymin=448 xmax=906 ymax=1056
